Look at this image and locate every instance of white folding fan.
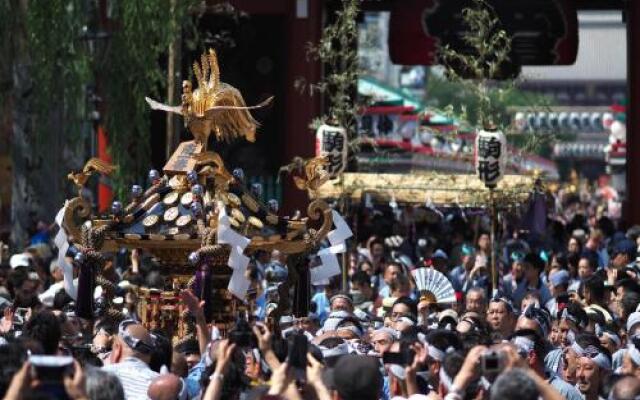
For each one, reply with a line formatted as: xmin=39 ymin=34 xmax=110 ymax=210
xmin=411 ymin=267 xmax=456 ymax=304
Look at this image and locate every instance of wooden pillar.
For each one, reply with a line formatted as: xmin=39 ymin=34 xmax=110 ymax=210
xmin=626 ymin=1 xmax=640 ymax=225
xmin=282 ymin=0 xmax=323 ymax=215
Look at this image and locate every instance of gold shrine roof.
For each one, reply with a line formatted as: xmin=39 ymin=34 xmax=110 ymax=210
xmin=63 ymin=141 xmax=333 ymax=263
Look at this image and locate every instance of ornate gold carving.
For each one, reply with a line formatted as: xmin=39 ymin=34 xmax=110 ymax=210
xmin=67 ymin=158 xmax=117 ymax=195
xmin=63 ymin=197 xmax=92 ymax=243
xmin=145 ymin=49 xmax=274 ymax=151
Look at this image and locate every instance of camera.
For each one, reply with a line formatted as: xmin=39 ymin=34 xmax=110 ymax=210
xmin=382 ymin=343 xmax=416 ymax=366
xmin=228 ymin=318 xmax=257 ymax=348
xmin=30 ymin=355 xmax=74 ymax=382
xmin=480 ymin=350 xmax=504 ymax=375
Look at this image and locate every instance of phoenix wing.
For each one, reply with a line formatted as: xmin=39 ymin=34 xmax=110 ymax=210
xmin=82 ymin=158 xmax=116 ymax=175
xmin=204 ymin=84 xmax=273 ymax=142
xmin=145 ymin=97 xmax=184 ymax=115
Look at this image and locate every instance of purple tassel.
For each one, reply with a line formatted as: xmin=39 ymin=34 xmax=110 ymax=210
xmin=192 ymin=264 xmax=212 ymax=321
xmin=76 ymin=261 xmax=95 ymax=319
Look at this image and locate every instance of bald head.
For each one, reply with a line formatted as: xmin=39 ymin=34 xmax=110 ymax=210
xmin=126 ymin=323 xmax=153 ymax=343
xmin=111 ymin=321 xmax=156 ymax=364
xmin=612 ymin=376 xmax=640 ymax=400
xmin=148 ymin=374 xmax=183 ymax=400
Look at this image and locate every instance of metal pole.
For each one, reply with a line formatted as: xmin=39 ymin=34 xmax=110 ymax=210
xmin=490 ymin=187 xmax=498 ymax=296
xmin=340 ymin=175 xmax=349 ymax=291
xmin=165 ymin=0 xmax=178 ymax=160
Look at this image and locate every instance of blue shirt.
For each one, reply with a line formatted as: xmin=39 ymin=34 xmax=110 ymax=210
xmin=548 ymin=373 xmax=582 ymax=400
xmin=185 ymin=357 xmax=207 ymax=399
xmin=511 ymin=278 xmax=552 ymax=310
xmin=448 ymin=266 xmax=467 ymax=292
xmin=312 ymin=292 xmax=330 ymax=324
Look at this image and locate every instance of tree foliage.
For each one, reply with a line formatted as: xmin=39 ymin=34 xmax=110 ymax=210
xmin=434 ymin=0 xmax=557 ymax=154
xmin=1 ymin=0 xmax=201 ymax=198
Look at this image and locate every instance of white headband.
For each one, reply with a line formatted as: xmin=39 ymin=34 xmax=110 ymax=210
xmin=428 ymin=345 xmax=445 ymax=362
xmin=425 ymin=342 xmax=454 ymax=362
xmin=439 ymin=367 xmax=454 ymax=391
xmin=571 ymin=342 xmax=612 ymax=370
xmin=601 ymin=331 xmax=621 ymax=347
xmin=511 ymin=336 xmax=535 ymax=356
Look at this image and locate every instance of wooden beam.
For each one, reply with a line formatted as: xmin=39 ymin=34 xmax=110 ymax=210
xmin=625 ymin=1 xmax=640 ymax=225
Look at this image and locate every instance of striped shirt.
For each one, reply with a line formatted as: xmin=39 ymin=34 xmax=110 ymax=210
xmin=103 ymin=357 xmax=159 ymax=400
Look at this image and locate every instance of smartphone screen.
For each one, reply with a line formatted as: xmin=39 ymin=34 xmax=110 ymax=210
xmin=288 ymin=332 xmax=308 ymax=383
xmin=382 ymin=351 xmax=405 ymax=365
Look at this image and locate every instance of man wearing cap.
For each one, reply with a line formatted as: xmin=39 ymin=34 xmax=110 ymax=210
xmin=371 ymin=327 xmax=395 ymax=356
xmin=9 ymin=252 xmax=32 ymax=270
xmin=545 ymin=269 xmax=570 ymax=316
xmin=432 ymin=249 xmax=449 ymax=274
xmin=516 ymin=305 xmax=552 ymax=340
xmin=103 ymin=320 xmax=160 ymax=399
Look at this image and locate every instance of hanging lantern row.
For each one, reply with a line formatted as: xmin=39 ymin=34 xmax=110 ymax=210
xmin=513 ymin=111 xmax=615 ymax=133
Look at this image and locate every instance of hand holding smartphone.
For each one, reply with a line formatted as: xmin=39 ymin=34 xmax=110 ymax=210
xmin=287 ymin=331 xmax=308 ymax=383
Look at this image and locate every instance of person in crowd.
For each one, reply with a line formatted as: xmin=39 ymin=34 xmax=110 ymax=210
xmin=465 ymin=287 xmax=487 ymax=315
xmin=486 ymin=297 xmax=516 ymax=340
xmin=512 ymin=253 xmax=552 ymax=309
xmin=571 ymin=253 xmax=599 ymax=292
xmin=85 ymin=367 xmax=126 ymax=400
xmin=574 ymin=333 xmax=613 ymax=400
xmin=350 ymin=271 xmax=376 ymax=314
xmin=449 ymin=244 xmax=476 ymax=292
xmin=509 ymin=329 xmax=582 ymax=399
xmin=148 ymin=373 xmax=186 ymax=400
xmin=102 ymin=320 xmax=160 ymax=399
xmin=581 ymin=275 xmax=614 ymax=323
xmin=378 ymin=262 xmax=405 ymax=299
xmin=312 ymin=275 xmax=342 ymax=324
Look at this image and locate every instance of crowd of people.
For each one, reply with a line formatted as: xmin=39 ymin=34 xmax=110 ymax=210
xmin=0 ymin=187 xmax=639 ymax=400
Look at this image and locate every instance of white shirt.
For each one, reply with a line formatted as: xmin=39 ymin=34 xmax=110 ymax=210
xmin=38 ymin=278 xmax=79 ymax=307
xmin=103 ymin=357 xmax=159 ymax=400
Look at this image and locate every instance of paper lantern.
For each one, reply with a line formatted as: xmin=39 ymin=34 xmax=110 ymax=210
xmin=513 ymin=112 xmax=526 ymax=132
xmin=399 ymin=120 xmax=417 ymax=140
xmin=610 ymin=120 xmax=626 ymax=143
xmin=475 ymin=129 xmax=507 ymax=188
xmin=602 ymin=113 xmax=614 ymax=129
xmin=316 ymin=124 xmax=348 ymax=177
